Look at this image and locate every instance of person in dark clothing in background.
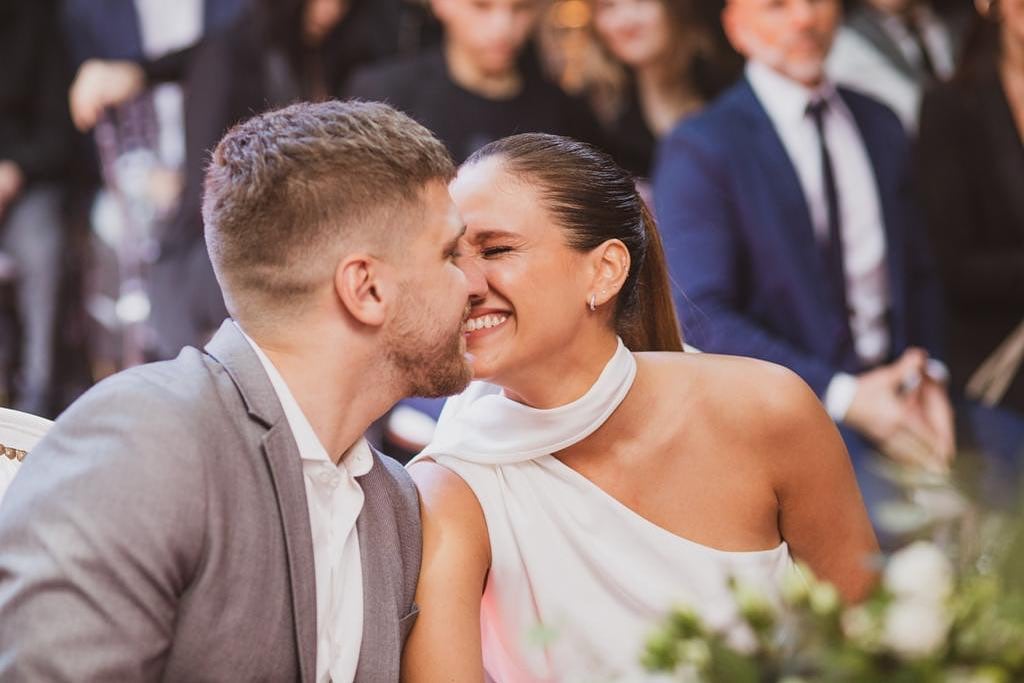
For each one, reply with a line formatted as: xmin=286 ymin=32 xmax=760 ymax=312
xmin=0 ymin=0 xmax=75 ymax=415
xmin=346 ymin=0 xmax=603 ymax=163
xmin=65 ymin=0 xmax=405 ymax=360
xmin=916 ymin=0 xmax=1024 ymax=415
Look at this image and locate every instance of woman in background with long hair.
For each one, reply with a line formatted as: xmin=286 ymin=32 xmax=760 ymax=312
xmin=916 ymin=0 xmax=1024 ymax=415
xmin=578 ymin=0 xmax=742 ymax=178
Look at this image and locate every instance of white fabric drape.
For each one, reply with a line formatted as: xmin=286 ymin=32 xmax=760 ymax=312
xmin=414 ymin=340 xmax=793 ymax=682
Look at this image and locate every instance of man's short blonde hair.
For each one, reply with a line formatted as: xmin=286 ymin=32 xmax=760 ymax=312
xmin=202 ymin=100 xmax=455 ymax=320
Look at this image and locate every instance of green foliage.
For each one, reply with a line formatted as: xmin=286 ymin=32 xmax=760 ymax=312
xmin=641 ymin=464 xmax=1024 ymax=683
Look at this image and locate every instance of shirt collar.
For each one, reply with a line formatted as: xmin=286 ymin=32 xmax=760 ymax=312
xmin=746 ymin=60 xmax=841 ymax=125
xmin=877 ymin=4 xmax=936 ymax=37
xmin=236 ymin=322 xmax=373 ymax=476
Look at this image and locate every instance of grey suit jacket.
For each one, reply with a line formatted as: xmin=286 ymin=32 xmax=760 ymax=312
xmin=0 ymin=321 xmax=422 ymax=682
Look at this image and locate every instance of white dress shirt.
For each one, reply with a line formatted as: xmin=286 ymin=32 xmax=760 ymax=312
xmin=827 ymin=6 xmax=955 ymax=132
xmin=877 ymin=6 xmax=955 ymax=80
xmin=746 ymin=61 xmax=891 ymax=419
xmin=240 ymin=325 xmax=372 ymax=683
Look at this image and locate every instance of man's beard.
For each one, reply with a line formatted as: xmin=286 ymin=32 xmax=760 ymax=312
xmin=386 ymin=299 xmax=472 ymax=399
xmin=740 ymin=27 xmax=829 ymax=84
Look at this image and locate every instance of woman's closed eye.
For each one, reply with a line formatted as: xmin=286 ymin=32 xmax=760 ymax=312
xmin=481 ymin=245 xmax=515 ymax=258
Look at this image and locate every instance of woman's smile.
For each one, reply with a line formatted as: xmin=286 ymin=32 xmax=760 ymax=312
xmin=463 ymin=310 xmax=512 ymax=339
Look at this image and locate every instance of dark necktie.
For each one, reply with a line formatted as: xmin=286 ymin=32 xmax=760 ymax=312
xmin=806 ymin=98 xmax=855 ymax=365
xmin=903 ymin=14 xmax=938 ymax=80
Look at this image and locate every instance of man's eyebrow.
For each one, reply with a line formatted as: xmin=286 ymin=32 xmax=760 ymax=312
xmin=470 ymin=229 xmax=520 ymax=242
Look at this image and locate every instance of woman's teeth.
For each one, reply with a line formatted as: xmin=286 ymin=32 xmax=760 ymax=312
xmin=464 ymin=314 xmax=509 ymax=333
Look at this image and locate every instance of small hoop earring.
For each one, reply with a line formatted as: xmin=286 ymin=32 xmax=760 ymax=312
xmin=588 ymin=294 xmax=597 ymax=312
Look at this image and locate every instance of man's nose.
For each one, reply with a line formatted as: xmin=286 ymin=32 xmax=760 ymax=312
xmin=487 ymin=8 xmax=516 ymax=35
xmin=459 ymin=255 xmax=489 ymax=300
xmin=789 ymin=0 xmax=816 ymax=29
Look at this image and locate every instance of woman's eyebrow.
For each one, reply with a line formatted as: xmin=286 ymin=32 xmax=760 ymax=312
xmin=470 ymin=229 xmax=521 ymax=243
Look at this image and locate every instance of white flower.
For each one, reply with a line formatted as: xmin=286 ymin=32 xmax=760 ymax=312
xmin=841 ymin=605 xmax=879 ymax=650
xmin=676 ymin=639 xmax=711 ymax=669
xmin=780 ymin=565 xmax=810 ymax=606
xmin=808 ymin=582 xmax=840 ymax=616
xmin=881 ymin=598 xmax=950 ymax=659
xmin=884 ymin=541 xmax=954 ymax=603
xmin=733 ymin=580 xmax=775 ymax=625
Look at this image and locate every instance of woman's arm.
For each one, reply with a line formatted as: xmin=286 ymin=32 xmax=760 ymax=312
xmin=403 ymin=461 xmax=491 ymax=683
xmin=765 ymin=368 xmax=881 ymax=603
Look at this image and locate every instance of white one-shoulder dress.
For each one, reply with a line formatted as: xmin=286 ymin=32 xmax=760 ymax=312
xmin=413 ymin=340 xmax=794 ymax=682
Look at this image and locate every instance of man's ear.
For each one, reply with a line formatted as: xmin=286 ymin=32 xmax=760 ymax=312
xmin=589 ymin=239 xmax=630 ymax=307
xmin=334 ymin=254 xmax=391 ymax=327
xmin=429 ymin=0 xmax=450 ymax=22
xmin=721 ymin=1 xmax=745 ymax=56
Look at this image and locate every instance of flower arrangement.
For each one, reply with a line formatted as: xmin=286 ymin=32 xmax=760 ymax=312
xmin=641 ymin=465 xmax=1024 ymax=682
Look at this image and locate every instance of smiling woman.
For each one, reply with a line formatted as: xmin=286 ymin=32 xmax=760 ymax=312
xmin=402 ymin=133 xmax=879 ymax=682
xmin=452 ymin=134 xmax=682 ymax=398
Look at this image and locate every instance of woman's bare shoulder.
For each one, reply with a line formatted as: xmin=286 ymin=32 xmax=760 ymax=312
xmin=635 ymin=351 xmax=831 ymax=444
xmin=408 ymin=459 xmax=491 ymax=562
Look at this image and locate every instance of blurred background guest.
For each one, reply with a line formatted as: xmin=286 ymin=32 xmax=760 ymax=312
xmin=64 ymin=0 xmax=414 ymax=361
xmin=346 ymin=0 xmax=603 ymax=163
xmin=0 ymin=0 xmax=74 ymax=415
xmin=828 ymin=0 xmax=962 ymax=132
xmin=654 ymin=0 xmax=1023 ymax=535
xmin=579 ymin=0 xmax=741 ymax=178
xmin=254 ymin=0 xmax=419 ymax=103
xmin=916 ymin=0 xmax=1024 ymax=415
xmin=64 ymin=0 xmax=242 ymax=362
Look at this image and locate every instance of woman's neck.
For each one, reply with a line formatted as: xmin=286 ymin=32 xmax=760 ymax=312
xmin=502 ymin=334 xmax=621 ymax=410
xmin=445 ymin=42 xmax=522 ymax=100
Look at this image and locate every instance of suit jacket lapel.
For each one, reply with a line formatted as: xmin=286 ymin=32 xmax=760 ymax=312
xmin=354 ymin=456 xmax=401 ymax=680
xmin=261 ymin=426 xmax=318 ymax=683
xmin=205 ymin=321 xmax=318 ymax=683
xmin=738 ymin=81 xmax=836 ymax=315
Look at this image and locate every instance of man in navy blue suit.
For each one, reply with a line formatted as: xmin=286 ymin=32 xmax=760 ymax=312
xmin=654 ymin=0 xmax=1020 ymax=514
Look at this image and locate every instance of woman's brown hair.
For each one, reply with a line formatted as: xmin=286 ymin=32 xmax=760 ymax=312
xmin=465 ymin=133 xmax=683 ymax=353
xmin=578 ymin=0 xmax=742 ymax=125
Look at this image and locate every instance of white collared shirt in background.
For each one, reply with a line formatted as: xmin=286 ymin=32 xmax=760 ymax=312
xmin=746 ymin=61 xmax=891 ymax=420
xmin=877 ymin=6 xmax=955 ymax=80
xmin=827 ymin=5 xmax=955 ymax=132
xmin=239 ymin=325 xmax=372 ymax=683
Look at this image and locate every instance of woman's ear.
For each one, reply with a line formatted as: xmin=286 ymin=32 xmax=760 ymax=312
xmin=334 ymin=254 xmax=390 ymax=327
xmin=589 ymin=239 xmax=631 ymax=306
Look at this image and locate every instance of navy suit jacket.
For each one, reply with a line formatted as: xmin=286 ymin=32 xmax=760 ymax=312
xmin=653 ymin=77 xmax=944 ymax=397
xmin=61 ymin=0 xmax=246 ymax=65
